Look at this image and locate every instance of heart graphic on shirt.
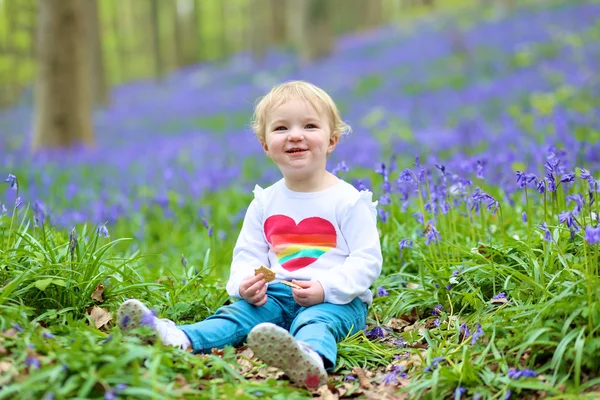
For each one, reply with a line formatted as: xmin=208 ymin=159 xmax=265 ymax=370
xmin=264 ymin=215 xmax=337 ymax=271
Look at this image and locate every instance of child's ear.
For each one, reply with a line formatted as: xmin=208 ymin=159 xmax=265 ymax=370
xmin=327 ymin=132 xmax=339 ymax=154
xmin=262 ymin=141 xmax=270 ymax=156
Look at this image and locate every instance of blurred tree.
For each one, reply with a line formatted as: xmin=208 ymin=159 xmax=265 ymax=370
xmin=85 ymin=0 xmax=109 ymax=107
xmin=250 ymin=0 xmax=270 ymax=62
xmin=32 ymin=0 xmax=93 ymax=150
xmin=173 ymin=0 xmax=199 ymax=67
xmin=150 ymin=0 xmax=164 ymax=80
xmin=290 ymin=0 xmax=334 ymax=62
xmin=271 ymin=0 xmax=287 ymax=44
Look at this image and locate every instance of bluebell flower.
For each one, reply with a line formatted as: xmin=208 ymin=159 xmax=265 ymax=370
xmin=399 ymin=169 xmax=415 ymax=183
xmin=394 ymin=338 xmax=407 ymax=348
xmin=424 ymin=356 xmax=445 ymax=372
xmin=25 ymin=356 xmax=40 ymax=369
xmin=181 ymin=255 xmax=188 ymax=268
xmin=434 ymin=318 xmax=440 ymax=327
xmin=12 ymin=324 xmax=23 ymax=332
xmin=492 ymin=292 xmax=506 ymax=301
xmin=505 ymin=390 xmax=512 ymax=400
xmin=538 ymin=222 xmax=553 ymax=242
xmin=379 ymin=193 xmax=391 ymax=206
xmin=521 ymin=212 xmax=527 ymax=224
xmin=546 ymin=174 xmax=557 ymax=192
xmin=365 ymin=325 xmax=385 ymax=339
xmin=432 ymin=304 xmax=443 ymax=316
xmin=375 ymin=162 xmax=386 ymax=176
xmin=425 ymin=224 xmax=440 ymax=245
xmin=584 ymin=226 xmax=600 ymax=244
xmin=435 ymin=164 xmax=446 ymax=176
xmin=460 ymin=323 xmax=471 ymax=337
xmin=398 ymin=239 xmax=413 ymax=250
xmin=559 ymin=211 xmax=580 ymax=232
xmin=381 ymin=365 xmax=408 ymax=385
xmin=332 ymin=161 xmax=349 ymax=176
xmin=43 ymin=331 xmax=55 ymax=339
xmin=536 ymin=179 xmax=546 ymax=194
xmin=580 ymin=168 xmax=592 ymax=182
xmin=378 ymin=208 xmax=389 ymax=223
xmin=345 ymin=375 xmax=357 ymax=382
xmin=566 ymin=194 xmax=584 ymax=214
xmin=560 ymin=173 xmax=575 ymax=183
xmin=471 ymin=324 xmax=484 ymax=344
xmin=4 ymin=174 xmax=17 ymax=191
xmin=455 ymin=386 xmax=467 ymax=399
xmin=97 ymin=224 xmax=110 ymax=238
xmin=115 ymin=383 xmax=127 ymax=392
xmin=476 ymin=160 xmax=484 ymax=179
xmin=15 ymin=197 xmax=23 ymax=208
xmin=377 ymin=286 xmax=388 ymax=297
xmin=104 ymin=390 xmax=117 ymax=400
xmin=508 ymin=368 xmax=537 ymax=379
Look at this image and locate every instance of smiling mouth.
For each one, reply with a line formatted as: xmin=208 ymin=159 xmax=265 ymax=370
xmin=286 ymin=149 xmax=307 ymax=154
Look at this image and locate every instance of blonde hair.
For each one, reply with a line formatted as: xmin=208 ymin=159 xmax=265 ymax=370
xmin=251 ymin=80 xmax=351 ymax=145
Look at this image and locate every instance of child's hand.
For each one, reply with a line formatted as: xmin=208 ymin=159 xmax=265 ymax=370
xmin=291 ymin=280 xmax=324 ymax=307
xmin=239 ymin=274 xmax=268 ymax=306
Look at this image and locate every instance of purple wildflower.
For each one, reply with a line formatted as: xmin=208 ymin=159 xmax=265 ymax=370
xmin=425 ymin=224 xmax=441 ymax=245
xmin=455 ymin=386 xmax=467 ymax=399
xmin=43 ymin=331 xmax=55 ymax=339
xmin=379 ymin=193 xmax=391 ymax=205
xmin=378 ymin=208 xmax=389 ymax=223
xmin=471 ymin=324 xmax=484 ymax=345
xmin=432 ymin=304 xmax=443 ymax=316
xmin=538 ymin=222 xmax=553 ymax=242
xmin=4 ymin=174 xmax=17 ymax=191
xmin=546 ymin=174 xmax=557 ymax=192
xmin=508 ymin=368 xmax=537 ymax=379
xmin=584 ymin=226 xmax=600 ymax=244
xmin=332 ymin=161 xmax=349 ymax=176
xmin=181 ymin=255 xmax=188 ymax=268
xmin=424 ymin=356 xmax=445 ymax=372
xmin=97 ymin=224 xmax=110 ymax=238
xmin=566 ymin=194 xmax=584 ymax=214
xmin=536 ymin=179 xmax=546 ymax=194
xmin=476 ymin=160 xmax=484 ymax=179
xmin=381 ymin=365 xmax=408 ymax=385
xmin=25 ymin=356 xmax=40 ymax=369
xmin=12 ymin=324 xmax=23 ymax=332
xmin=399 ymin=169 xmax=415 ymax=183
xmin=394 ymin=338 xmax=407 ymax=348
xmin=104 ymin=391 xmax=117 ymax=400
xmin=580 ymin=168 xmax=592 ymax=182
xmin=560 ymin=173 xmax=575 ymax=183
xmin=434 ymin=318 xmax=440 ymax=327
xmin=15 ymin=197 xmax=23 ymax=208
xmin=345 ymin=375 xmax=357 ymax=382
xmin=413 ymin=212 xmax=423 ymax=224
xmin=505 ymin=390 xmax=512 ymax=400
xmin=399 ymin=239 xmax=413 ymax=250
xmin=559 ymin=211 xmax=580 ymax=233
xmin=375 ymin=162 xmax=387 ymax=176
xmin=377 ymin=286 xmax=389 ymax=297
xmin=365 ymin=325 xmax=385 ymax=339
xmin=521 ymin=212 xmax=527 ymax=224
xmin=460 ymin=323 xmax=471 ymax=337
xmin=492 ymin=292 xmax=506 ymax=301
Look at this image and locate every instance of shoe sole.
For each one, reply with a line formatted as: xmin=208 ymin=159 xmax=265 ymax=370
xmin=247 ymin=323 xmax=327 ymax=390
xmin=117 ymin=299 xmax=149 ymax=332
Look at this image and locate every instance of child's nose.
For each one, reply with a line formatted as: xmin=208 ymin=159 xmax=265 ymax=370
xmin=288 ymin=128 xmax=304 ymax=140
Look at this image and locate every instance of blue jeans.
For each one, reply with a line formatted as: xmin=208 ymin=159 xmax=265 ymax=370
xmin=178 ymin=282 xmax=368 ymax=370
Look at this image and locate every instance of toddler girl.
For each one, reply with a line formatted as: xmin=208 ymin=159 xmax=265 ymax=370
xmin=117 ymin=80 xmax=383 ymax=390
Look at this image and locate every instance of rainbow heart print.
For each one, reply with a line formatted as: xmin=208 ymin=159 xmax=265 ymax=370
xmin=264 ymin=215 xmax=337 ymax=271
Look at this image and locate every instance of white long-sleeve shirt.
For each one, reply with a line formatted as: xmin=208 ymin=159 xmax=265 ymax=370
xmin=225 ymin=178 xmax=383 ymax=305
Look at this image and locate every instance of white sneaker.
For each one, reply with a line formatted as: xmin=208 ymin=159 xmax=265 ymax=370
xmin=117 ymin=299 xmax=192 ymax=351
xmin=247 ymin=322 xmax=327 ymax=390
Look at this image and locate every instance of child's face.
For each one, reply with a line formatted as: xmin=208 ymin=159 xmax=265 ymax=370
xmin=263 ymin=97 xmax=338 ymax=181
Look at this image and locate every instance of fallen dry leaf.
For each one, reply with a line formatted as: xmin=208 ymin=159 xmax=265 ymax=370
xmin=174 ymin=373 xmax=190 ymax=390
xmin=317 ymin=385 xmax=339 ymax=400
xmin=385 ymin=318 xmax=411 ymax=331
xmin=0 ymin=361 xmax=13 ymax=374
xmin=490 ymin=297 xmax=508 ymax=304
xmin=351 ymin=367 xmax=373 ymax=389
xmin=236 ymin=347 xmax=256 ymax=374
xmin=0 ymin=343 xmax=7 ymax=355
xmin=91 ymin=284 xmax=105 ymax=302
xmin=406 ymin=282 xmax=419 ymax=289
xmin=88 ymin=306 xmax=112 ymax=329
xmin=334 ymin=381 xmax=363 ymax=398
xmin=395 ymin=349 xmax=427 ymax=370
xmin=1 ymin=328 xmax=18 ymax=338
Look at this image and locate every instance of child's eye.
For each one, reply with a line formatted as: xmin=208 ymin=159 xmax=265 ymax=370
xmin=305 ymin=124 xmax=317 ymax=129
xmin=274 ymin=126 xmax=287 ymax=131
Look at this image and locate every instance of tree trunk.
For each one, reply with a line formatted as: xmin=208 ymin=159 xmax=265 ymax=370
xmin=150 ymin=0 xmax=163 ymax=80
xmin=86 ymin=0 xmax=109 ymax=107
xmin=250 ymin=0 xmax=269 ymax=63
xmin=271 ymin=0 xmax=287 ymax=44
xmin=294 ymin=0 xmax=334 ymax=62
xmin=32 ymin=0 xmax=93 ymax=150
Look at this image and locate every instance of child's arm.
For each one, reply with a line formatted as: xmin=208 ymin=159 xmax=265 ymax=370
xmin=313 ymin=192 xmax=382 ymax=305
xmin=225 ymin=198 xmax=270 ymax=298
